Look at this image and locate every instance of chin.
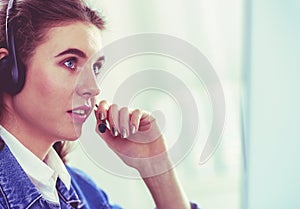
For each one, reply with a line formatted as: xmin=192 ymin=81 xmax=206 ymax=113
xmin=65 ymin=135 xmax=81 ymax=141
xmin=68 ymin=124 xmax=82 ymax=141
xmin=62 ymin=126 xmax=83 ymax=141
xmin=71 ymin=130 xmax=82 ymax=140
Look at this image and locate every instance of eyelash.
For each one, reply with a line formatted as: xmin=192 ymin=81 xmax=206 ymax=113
xmin=63 ymin=57 xmax=78 ymax=71
xmin=93 ymin=61 xmax=103 ymax=76
xmin=61 ymin=57 xmax=104 ymax=76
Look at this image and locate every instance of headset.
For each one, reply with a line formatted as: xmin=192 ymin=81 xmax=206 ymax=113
xmin=0 ymin=0 xmax=26 ymax=95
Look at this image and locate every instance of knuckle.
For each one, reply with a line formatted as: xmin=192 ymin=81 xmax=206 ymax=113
xmin=132 ymin=109 xmax=142 ymax=116
xmin=99 ymin=100 xmax=107 ymax=105
xmin=120 ymin=107 xmax=129 ymax=114
xmin=110 ymin=104 xmax=119 ymax=110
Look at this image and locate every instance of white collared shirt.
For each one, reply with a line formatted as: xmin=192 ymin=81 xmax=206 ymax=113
xmin=0 ymin=125 xmax=71 ymax=204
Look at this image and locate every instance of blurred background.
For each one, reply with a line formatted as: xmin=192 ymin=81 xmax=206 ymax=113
xmin=68 ymin=0 xmax=300 ymax=208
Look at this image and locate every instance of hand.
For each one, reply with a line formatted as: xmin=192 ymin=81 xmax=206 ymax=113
xmin=94 ymin=100 xmax=170 ymax=176
xmin=95 ymin=101 xmax=191 ymax=209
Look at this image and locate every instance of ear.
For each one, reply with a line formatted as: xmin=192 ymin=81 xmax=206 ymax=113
xmin=0 ymin=48 xmax=8 ymax=60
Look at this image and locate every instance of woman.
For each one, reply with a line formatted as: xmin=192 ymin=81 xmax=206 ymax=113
xmin=0 ymin=0 xmax=200 ymax=208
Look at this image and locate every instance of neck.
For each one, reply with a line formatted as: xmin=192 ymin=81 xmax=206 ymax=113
xmin=1 ymin=116 xmax=55 ymax=160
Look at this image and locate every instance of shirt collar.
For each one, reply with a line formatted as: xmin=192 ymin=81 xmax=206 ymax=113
xmin=0 ymin=125 xmax=71 ymax=190
xmin=44 ymin=148 xmax=71 ymax=189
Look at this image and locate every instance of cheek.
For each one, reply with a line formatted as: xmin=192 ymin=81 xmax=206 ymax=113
xmin=24 ymin=67 xmax=75 ymax=104
xmin=34 ymin=73 xmax=58 ymax=97
xmin=33 ymin=74 xmax=55 ymax=96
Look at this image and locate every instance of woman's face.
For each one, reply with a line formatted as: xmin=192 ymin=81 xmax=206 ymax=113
xmin=10 ymin=21 xmax=103 ymax=141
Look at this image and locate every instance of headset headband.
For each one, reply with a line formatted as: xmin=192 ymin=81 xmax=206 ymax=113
xmin=6 ymin=0 xmax=19 ymax=85
xmin=0 ymin=0 xmax=26 ymax=95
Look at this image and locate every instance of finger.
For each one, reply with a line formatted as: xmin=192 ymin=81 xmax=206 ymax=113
xmin=139 ymin=112 xmax=154 ymax=131
xmin=130 ymin=109 xmax=142 ymax=134
xmin=108 ymin=104 xmax=119 ymax=137
xmin=119 ymin=107 xmax=130 ymax=138
xmin=97 ymin=100 xmax=109 ymax=120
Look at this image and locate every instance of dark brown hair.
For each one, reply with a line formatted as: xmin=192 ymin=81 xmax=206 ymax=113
xmin=0 ymin=0 xmax=105 ymax=162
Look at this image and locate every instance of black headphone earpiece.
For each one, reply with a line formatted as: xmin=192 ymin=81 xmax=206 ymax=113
xmin=0 ymin=0 xmax=26 ymax=95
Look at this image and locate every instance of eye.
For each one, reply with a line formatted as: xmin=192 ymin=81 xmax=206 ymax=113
xmin=92 ymin=61 xmax=103 ymax=75
xmin=63 ymin=57 xmax=78 ymax=70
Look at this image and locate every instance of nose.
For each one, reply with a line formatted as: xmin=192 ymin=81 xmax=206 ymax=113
xmin=75 ymin=67 xmax=100 ymax=98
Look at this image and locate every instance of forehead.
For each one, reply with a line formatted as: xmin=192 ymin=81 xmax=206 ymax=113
xmin=37 ymin=21 xmax=103 ymax=58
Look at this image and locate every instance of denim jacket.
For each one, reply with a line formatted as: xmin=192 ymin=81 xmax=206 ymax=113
xmin=0 ymin=138 xmax=200 ymax=209
xmin=0 ymin=138 xmax=122 ymax=209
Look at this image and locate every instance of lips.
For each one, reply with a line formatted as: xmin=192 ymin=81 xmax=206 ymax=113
xmin=67 ymin=105 xmax=92 ymax=123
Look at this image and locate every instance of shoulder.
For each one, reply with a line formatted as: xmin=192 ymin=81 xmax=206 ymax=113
xmin=66 ymin=165 xmax=122 ymax=209
xmin=66 ymin=165 xmax=97 ymax=187
xmin=66 ymin=165 xmax=105 ymax=197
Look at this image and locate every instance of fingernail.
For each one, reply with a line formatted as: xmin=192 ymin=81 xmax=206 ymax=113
xmin=121 ymin=128 xmax=128 ymax=139
xmin=94 ymin=104 xmax=98 ymax=111
xmin=100 ymin=112 xmax=105 ymax=120
xmin=111 ymin=127 xmax=118 ymax=137
xmin=130 ymin=125 xmax=136 ymax=134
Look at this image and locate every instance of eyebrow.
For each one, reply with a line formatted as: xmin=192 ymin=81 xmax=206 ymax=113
xmin=55 ymin=48 xmax=87 ymax=58
xmin=55 ymin=48 xmax=105 ymax=62
xmin=96 ymin=55 xmax=105 ymax=62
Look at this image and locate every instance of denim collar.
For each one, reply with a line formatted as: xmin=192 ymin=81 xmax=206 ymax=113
xmin=0 ymin=137 xmax=82 ymax=208
xmin=0 ymin=138 xmax=42 ymax=208
xmin=56 ymin=177 xmax=83 ymax=208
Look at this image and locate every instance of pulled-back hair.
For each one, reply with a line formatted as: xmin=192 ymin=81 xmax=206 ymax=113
xmin=0 ymin=0 xmax=105 ymax=162
xmin=0 ymin=0 xmax=105 ymax=64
